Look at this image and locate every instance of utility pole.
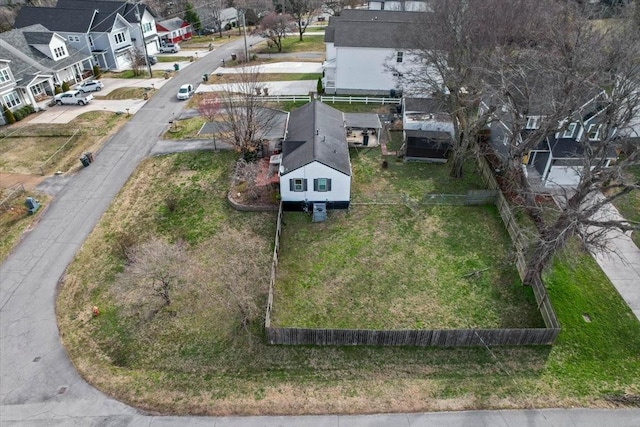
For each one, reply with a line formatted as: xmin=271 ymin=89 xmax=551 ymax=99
xmin=241 ymin=10 xmax=249 ymax=62
xmin=135 ymin=7 xmax=153 ymax=78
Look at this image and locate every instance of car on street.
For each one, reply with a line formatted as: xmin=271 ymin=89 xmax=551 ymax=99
xmin=177 ymin=84 xmax=193 ymax=100
xmin=55 ymin=90 xmax=93 ymax=105
xmin=76 ymin=80 xmax=104 ymax=93
xmin=141 ymin=55 xmax=157 ymax=65
xmin=160 ymin=43 xmax=180 ymax=53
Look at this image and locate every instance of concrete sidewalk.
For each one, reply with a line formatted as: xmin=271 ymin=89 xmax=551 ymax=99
xmin=589 ymin=197 xmax=640 ymax=321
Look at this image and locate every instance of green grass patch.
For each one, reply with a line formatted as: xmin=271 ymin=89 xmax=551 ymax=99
xmin=256 ymin=35 xmax=325 ymax=54
xmin=209 ymin=73 xmax=321 ymax=85
xmin=163 ymin=117 xmax=206 ymax=140
xmin=157 ymin=56 xmax=192 ymax=63
xmin=95 ymin=87 xmax=153 ymax=101
xmin=274 ymin=204 xmax=540 ymax=329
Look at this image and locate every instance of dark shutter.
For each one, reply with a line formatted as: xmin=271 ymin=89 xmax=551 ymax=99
xmin=327 ymin=179 xmax=332 ymax=191
xmin=289 ymin=179 xmax=294 ymax=191
xmin=313 ymin=179 xmax=318 ymax=191
xmin=303 ymin=179 xmax=307 ymax=191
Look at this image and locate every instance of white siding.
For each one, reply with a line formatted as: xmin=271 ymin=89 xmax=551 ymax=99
xmin=334 ymin=46 xmax=403 ymax=94
xmin=280 ymin=161 xmax=350 ymax=203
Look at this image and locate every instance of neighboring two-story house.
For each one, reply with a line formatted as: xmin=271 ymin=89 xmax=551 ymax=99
xmin=323 ymin=10 xmax=432 ymax=95
xmin=0 ymin=24 xmax=93 ymax=124
xmin=15 ymin=0 xmax=159 ymax=72
xmin=485 ymin=91 xmax=618 ymax=188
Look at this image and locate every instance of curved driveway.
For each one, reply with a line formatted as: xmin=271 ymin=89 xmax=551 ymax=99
xmin=1 ymin=36 xmax=640 ymax=426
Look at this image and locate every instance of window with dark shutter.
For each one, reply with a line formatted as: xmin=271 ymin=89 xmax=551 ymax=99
xmin=291 ymin=178 xmax=306 ymax=192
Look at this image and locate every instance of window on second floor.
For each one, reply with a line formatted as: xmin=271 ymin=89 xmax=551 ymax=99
xmin=114 ymin=32 xmax=126 ymax=44
xmin=0 ymin=68 xmax=10 ymax=84
xmin=142 ymin=22 xmax=152 ymax=33
xmin=562 ymin=122 xmax=577 ymax=138
xmin=587 ymin=123 xmax=602 ymax=141
xmin=396 ymin=51 xmax=403 ymax=63
xmin=89 ymin=36 xmax=95 ymax=48
xmin=525 ymin=116 xmax=541 ymax=129
xmin=53 ymin=46 xmax=67 ymax=58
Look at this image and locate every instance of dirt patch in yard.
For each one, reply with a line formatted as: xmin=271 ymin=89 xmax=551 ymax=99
xmin=0 ymin=173 xmax=47 ymax=191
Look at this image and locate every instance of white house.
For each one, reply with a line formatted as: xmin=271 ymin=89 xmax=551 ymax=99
xmin=323 ymin=10 xmax=429 ymax=95
xmin=279 ymin=101 xmax=352 ymax=210
xmin=15 ymin=0 xmax=160 ymax=72
xmin=0 ymin=24 xmax=93 ymax=123
xmin=367 ymin=0 xmax=431 ymax=11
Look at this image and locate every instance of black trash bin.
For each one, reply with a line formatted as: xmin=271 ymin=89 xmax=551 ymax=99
xmin=84 ymin=152 xmax=94 ymax=163
xmin=80 ymin=155 xmax=90 ymax=167
xmin=231 ymin=53 xmax=237 ymax=61
xmin=203 ymin=73 xmax=209 ymax=82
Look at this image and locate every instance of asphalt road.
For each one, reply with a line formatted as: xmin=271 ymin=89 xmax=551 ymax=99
xmin=1 ymin=35 xmax=639 ymax=426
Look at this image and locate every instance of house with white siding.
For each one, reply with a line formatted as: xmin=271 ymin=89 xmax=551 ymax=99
xmin=279 ymin=101 xmax=352 ymax=210
xmin=0 ymin=24 xmax=92 ymax=124
xmin=322 ymin=10 xmax=433 ymax=95
xmin=15 ymin=0 xmax=159 ymax=72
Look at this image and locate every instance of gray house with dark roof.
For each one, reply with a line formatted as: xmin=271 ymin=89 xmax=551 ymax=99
xmin=323 ymin=10 xmax=431 ymax=95
xmin=15 ymin=0 xmax=159 ymax=72
xmin=279 ymin=101 xmax=352 ymax=210
xmin=0 ymin=24 xmax=92 ymax=123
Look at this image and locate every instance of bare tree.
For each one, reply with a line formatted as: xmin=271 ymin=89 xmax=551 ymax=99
xmin=481 ymin=1 xmax=640 ymax=283
xmin=125 ymin=48 xmax=146 ymax=77
xmin=216 ymin=67 xmax=281 ymax=158
xmin=196 ymin=228 xmax=270 ymax=331
xmin=397 ymin=0 xmax=550 ymax=178
xmin=259 ymin=12 xmax=294 ymax=52
xmin=121 ymin=238 xmax=190 ymax=310
xmin=286 ymin=0 xmax=320 ymax=41
xmin=197 ymin=93 xmax=222 ymax=151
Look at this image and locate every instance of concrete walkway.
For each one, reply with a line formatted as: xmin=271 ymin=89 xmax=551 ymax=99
xmin=588 ymin=196 xmax=640 ymax=320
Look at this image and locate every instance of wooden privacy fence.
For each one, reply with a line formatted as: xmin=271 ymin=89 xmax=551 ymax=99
xmin=264 ymin=202 xmax=284 ymax=329
xmin=267 ymin=327 xmax=558 ymax=347
xmin=264 ymin=157 xmax=561 ymax=346
xmin=476 ymin=155 xmax=560 ymax=331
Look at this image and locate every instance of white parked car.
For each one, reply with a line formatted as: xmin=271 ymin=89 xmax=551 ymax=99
xmin=54 ymin=90 xmax=93 ymax=106
xmin=177 ymin=84 xmax=193 ymax=100
xmin=160 ymin=43 xmax=180 ymax=53
xmin=76 ymin=80 xmax=104 ymax=93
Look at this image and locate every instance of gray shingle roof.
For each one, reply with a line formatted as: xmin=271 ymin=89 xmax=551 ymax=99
xmin=281 ymin=101 xmax=351 ymax=176
xmin=157 ymin=17 xmax=187 ymax=32
xmin=0 ymin=24 xmax=91 ymax=85
xmin=23 ymin=32 xmax=55 ymax=45
xmin=15 ymin=7 xmax=95 ymax=32
xmin=15 ymin=0 xmax=153 ymax=33
xmin=325 ymin=10 xmax=431 ymax=49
